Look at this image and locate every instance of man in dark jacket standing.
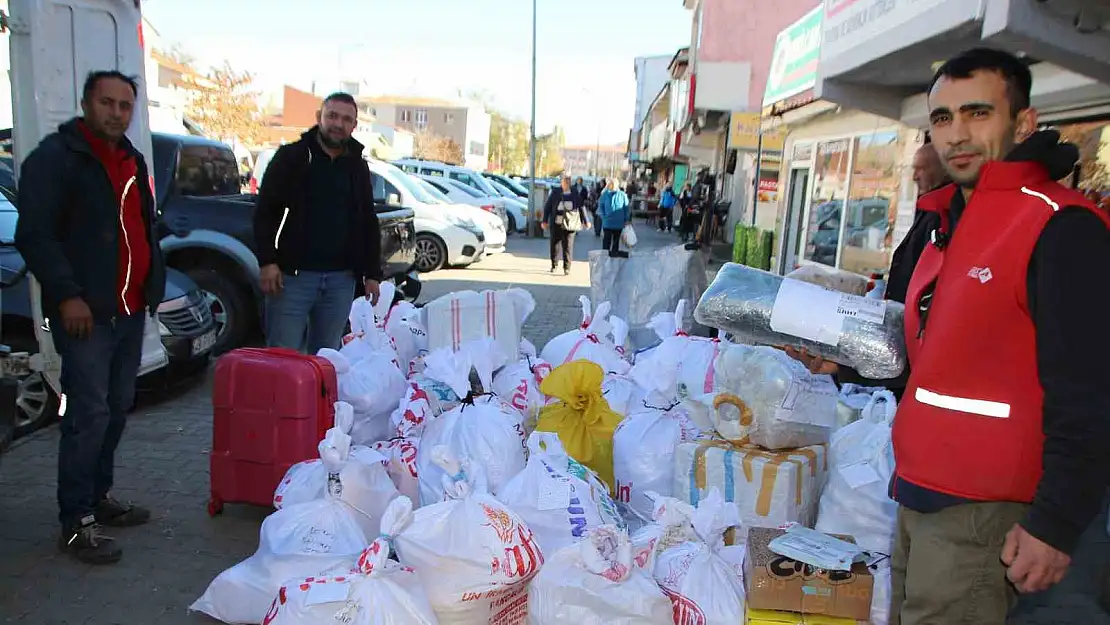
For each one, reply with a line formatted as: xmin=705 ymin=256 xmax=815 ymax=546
xmin=253 ymin=93 xmax=382 ymax=354
xmin=15 ymin=71 xmax=167 ymax=565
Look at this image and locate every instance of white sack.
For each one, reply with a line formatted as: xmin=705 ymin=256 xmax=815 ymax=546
xmin=317 ymin=348 xmax=408 ymax=446
xmin=612 ymin=403 xmax=702 ymax=526
xmin=630 ymin=300 xmax=723 ymax=402
xmin=371 ymin=437 xmax=421 ymax=503
xmin=629 ymin=492 xmax=698 ymax=572
xmin=541 ymin=296 xmax=631 ymax=374
xmin=425 ymin=288 xmax=535 ymax=365
xmin=491 ymin=356 xmax=552 ymax=432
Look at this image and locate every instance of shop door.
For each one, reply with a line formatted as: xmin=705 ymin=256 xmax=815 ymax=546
xmin=673 ymin=164 xmax=689 ymax=192
xmin=780 ymin=167 xmax=810 ymax=272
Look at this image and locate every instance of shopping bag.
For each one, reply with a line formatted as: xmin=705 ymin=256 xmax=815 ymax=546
xmin=621 ymin=223 xmax=639 ymax=248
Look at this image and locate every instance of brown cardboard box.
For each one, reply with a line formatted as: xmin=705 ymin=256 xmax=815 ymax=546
xmin=745 ymin=527 xmax=874 ymax=621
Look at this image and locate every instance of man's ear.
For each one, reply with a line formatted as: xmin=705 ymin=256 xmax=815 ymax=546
xmin=1015 ymin=107 xmax=1039 ymax=143
xmin=316 ymin=109 xmax=322 ymax=125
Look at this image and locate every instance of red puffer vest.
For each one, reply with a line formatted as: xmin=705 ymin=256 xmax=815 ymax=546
xmin=892 ymin=161 xmax=1109 ymax=503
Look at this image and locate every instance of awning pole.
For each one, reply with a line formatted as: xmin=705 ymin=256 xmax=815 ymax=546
xmin=751 ymin=128 xmax=763 ymax=227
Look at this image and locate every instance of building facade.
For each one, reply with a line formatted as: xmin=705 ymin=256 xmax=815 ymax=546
xmin=561 ymin=144 xmax=629 ymax=178
xmin=358 ymin=96 xmax=491 ymax=171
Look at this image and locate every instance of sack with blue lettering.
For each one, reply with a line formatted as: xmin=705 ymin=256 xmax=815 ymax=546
xmin=497 ymin=432 xmax=625 ymax=555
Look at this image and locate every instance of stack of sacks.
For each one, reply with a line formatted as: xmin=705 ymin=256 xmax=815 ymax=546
xmin=537 ymin=360 xmax=623 ymax=492
xmin=631 ymin=299 xmax=725 ymax=403
xmin=541 ymin=296 xmax=631 ymax=375
xmin=190 ymin=492 xmax=370 ymax=623
xmin=416 ymin=344 xmax=526 ymax=505
xmin=528 ymin=525 xmax=673 ymax=624
xmin=424 ymin=287 xmax=536 ymax=365
xmin=612 ymin=398 xmax=703 ymax=528
xmin=651 ymin=489 xmax=748 ymax=625
xmin=815 ymin=390 xmax=898 ymax=555
xmin=262 ymin=538 xmax=438 ymax=625
xmin=379 ymin=448 xmax=543 ymax=625
xmin=317 ymin=348 xmax=407 ymax=447
xmin=497 ymin=432 xmax=624 ymax=555
xmin=272 ymin=401 xmax=398 ymax=537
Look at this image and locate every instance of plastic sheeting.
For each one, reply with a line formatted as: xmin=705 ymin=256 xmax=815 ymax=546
xmin=694 ymin=263 xmax=907 ymax=379
xmin=590 ymin=244 xmax=710 ymax=352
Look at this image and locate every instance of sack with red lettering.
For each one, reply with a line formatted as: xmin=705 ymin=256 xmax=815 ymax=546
xmin=262 ymin=538 xmax=438 ymax=625
xmin=491 ymin=355 xmax=553 ymax=432
xmin=390 ymin=381 xmax=440 ymax=439
xmin=190 ymin=495 xmax=369 ymax=624
xmin=651 ymin=489 xmax=747 ymax=625
xmin=382 ymin=300 xmax=429 ymax=377
xmin=416 ymin=345 xmax=526 ymax=505
xmin=612 ymin=403 xmax=703 ymax=527
xmin=381 ymin=448 xmax=544 ymax=625
xmin=371 ymin=437 xmax=421 ymax=503
xmin=497 ymin=432 xmax=624 ymax=555
xmin=541 ymin=296 xmax=631 ymax=375
xmin=317 ymin=348 xmax=408 ymax=446
xmin=528 ymin=525 xmax=672 ymax=625
xmin=273 ymin=402 xmax=398 ymax=537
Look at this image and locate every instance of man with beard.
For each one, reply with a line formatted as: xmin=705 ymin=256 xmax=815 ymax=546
xmin=254 ymin=93 xmax=382 ymax=353
xmin=792 ymin=48 xmax=1110 ymax=624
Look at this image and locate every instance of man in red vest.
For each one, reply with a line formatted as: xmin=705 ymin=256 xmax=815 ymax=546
xmin=794 ymin=48 xmax=1110 ymax=624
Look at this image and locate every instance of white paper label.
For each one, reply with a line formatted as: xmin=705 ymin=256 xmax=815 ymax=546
xmin=537 ymin=474 xmax=572 ymax=511
xmin=775 ymin=375 xmax=839 ymax=428
xmin=769 ymin=526 xmax=864 ymax=571
xmin=770 ymin=279 xmax=888 ymax=347
xmin=839 ymin=461 xmax=883 ymax=489
xmin=304 ymin=580 xmax=351 ymax=606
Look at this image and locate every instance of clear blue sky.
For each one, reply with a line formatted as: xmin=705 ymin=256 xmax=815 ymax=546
xmin=143 ymin=0 xmax=691 ymax=145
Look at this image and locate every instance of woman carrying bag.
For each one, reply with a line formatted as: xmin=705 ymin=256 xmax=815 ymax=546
xmin=599 ymin=180 xmax=631 ymax=258
xmin=542 ymin=176 xmax=591 ymax=275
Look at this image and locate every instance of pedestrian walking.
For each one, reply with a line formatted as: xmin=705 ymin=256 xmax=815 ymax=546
xmin=542 ymin=175 xmax=590 ymax=275
xmin=14 ymin=70 xmax=167 ymax=564
xmin=590 ymin=178 xmax=605 ymax=237
xmin=599 ymin=179 xmax=630 ymax=258
xmin=659 ymin=183 xmax=677 ymax=232
xmin=253 ymin=93 xmax=383 ymax=354
xmin=789 ymin=48 xmax=1110 ymax=625
xmin=678 ymin=183 xmax=695 ymax=242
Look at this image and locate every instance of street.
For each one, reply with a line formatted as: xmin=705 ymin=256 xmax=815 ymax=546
xmin=0 ymin=227 xmax=1107 ymax=625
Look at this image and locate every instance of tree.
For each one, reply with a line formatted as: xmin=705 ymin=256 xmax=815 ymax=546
xmin=414 ymin=130 xmax=464 ymax=165
xmin=535 ymin=126 xmax=566 ymax=177
xmin=183 ymin=61 xmax=266 ymax=147
xmin=489 ymin=112 xmax=530 ymax=174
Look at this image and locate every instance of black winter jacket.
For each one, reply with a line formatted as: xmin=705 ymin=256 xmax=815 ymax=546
xmin=14 ymin=119 xmax=166 ymax=324
xmin=253 ymin=127 xmax=382 ymax=280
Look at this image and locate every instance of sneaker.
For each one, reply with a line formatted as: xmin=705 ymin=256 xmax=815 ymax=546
xmin=59 ymin=515 xmax=121 ymax=565
xmin=95 ymin=496 xmax=151 ymax=527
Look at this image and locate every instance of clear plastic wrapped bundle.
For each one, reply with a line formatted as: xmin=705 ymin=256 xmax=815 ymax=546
xmin=694 ymin=263 xmax=906 ymax=379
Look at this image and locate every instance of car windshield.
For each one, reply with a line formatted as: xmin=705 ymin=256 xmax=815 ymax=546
xmin=387 ymin=167 xmax=439 ymax=204
xmin=498 ymin=176 xmax=528 ymax=196
xmin=449 ymin=180 xmax=483 ymax=198
xmin=488 ymin=179 xmax=515 ymax=197
xmin=417 ymin=179 xmax=451 ymax=204
xmin=0 ymin=199 xmax=17 ymax=244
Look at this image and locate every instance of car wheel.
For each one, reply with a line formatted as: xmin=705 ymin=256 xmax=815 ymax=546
xmin=14 ymin=371 xmax=60 ymax=438
xmin=414 ymin=234 xmax=447 ymax=273
xmin=186 ymin=269 xmax=251 ymax=354
xmin=507 ymin=213 xmax=518 ymax=235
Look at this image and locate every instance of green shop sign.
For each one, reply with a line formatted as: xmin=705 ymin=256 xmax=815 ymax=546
xmin=763 ymin=5 xmax=823 ymax=108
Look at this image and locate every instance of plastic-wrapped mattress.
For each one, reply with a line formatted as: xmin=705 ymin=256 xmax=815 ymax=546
xmin=694 ymin=263 xmax=907 ymax=379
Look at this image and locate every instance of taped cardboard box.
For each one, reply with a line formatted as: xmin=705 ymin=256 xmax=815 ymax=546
xmin=673 ymin=440 xmax=828 ymax=531
xmin=746 ymin=609 xmax=860 ymax=624
xmin=745 ymin=527 xmax=874 ymax=621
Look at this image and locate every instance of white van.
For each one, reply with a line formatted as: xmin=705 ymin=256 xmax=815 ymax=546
xmin=392 ymin=158 xmax=524 ymax=231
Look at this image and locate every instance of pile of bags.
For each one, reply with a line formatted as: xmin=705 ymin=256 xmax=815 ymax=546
xmin=193 ymin=286 xmax=902 ymax=625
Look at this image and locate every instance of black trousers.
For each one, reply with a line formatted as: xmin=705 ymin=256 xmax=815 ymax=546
xmin=602 ymin=228 xmax=623 ymax=256
xmin=550 ymin=225 xmax=574 ymax=269
xmin=658 ymin=209 xmax=673 ymax=231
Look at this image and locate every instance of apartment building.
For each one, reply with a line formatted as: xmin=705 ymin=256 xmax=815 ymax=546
xmin=562 ymin=144 xmax=629 ymax=178
xmin=358 ymin=95 xmax=491 ymax=171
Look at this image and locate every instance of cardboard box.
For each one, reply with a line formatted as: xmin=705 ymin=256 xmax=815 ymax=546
xmin=746 ymin=609 xmax=859 ymax=625
xmin=745 ymin=527 xmax=874 ymax=621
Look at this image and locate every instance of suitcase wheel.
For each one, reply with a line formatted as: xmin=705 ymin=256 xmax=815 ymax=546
xmin=207 ymin=497 xmax=224 ymax=517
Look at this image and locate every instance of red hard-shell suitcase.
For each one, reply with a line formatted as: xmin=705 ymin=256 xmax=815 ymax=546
xmin=208 ymin=348 xmax=338 ymax=516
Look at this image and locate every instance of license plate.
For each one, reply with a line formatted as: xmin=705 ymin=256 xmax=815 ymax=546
xmin=192 ymin=330 xmax=217 ymax=356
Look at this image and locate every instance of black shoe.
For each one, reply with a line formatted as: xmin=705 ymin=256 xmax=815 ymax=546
xmin=563 ymin=266 xmax=571 ymax=276
xmin=59 ymin=515 xmax=122 ymax=565
xmin=550 ymin=266 xmax=557 ymax=273
xmin=95 ymin=496 xmax=151 ymax=527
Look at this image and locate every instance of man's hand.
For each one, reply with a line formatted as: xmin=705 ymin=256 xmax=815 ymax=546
xmin=59 ymin=297 xmax=94 ymax=339
xmin=1002 ymin=524 xmax=1071 ymax=594
xmin=540 ymin=222 xmax=548 ymax=230
xmin=364 ymin=279 xmax=380 ymax=305
xmin=784 ymin=346 xmax=839 ymax=375
xmin=260 ymin=264 xmax=283 ymax=295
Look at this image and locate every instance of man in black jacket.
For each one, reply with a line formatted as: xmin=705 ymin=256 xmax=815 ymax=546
xmin=15 ymin=71 xmax=166 ymax=565
xmin=253 ymin=93 xmax=382 ymax=354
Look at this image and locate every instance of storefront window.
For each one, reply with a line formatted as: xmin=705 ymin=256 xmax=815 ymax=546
xmin=803 ymin=139 xmax=851 ymax=266
xmin=840 ymin=130 xmax=905 ymax=275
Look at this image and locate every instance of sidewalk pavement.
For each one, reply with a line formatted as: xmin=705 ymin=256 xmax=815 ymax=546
xmin=0 ymin=222 xmax=1106 ymax=624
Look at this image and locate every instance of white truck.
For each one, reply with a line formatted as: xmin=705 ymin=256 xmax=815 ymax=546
xmin=0 ymin=0 xmax=216 ymax=455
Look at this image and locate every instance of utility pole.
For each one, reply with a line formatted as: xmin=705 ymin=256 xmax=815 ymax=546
xmin=528 ymin=0 xmax=540 ymax=237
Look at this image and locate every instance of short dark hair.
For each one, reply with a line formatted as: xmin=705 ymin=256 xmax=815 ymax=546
xmin=322 ymin=92 xmax=358 ymax=110
xmin=929 ymin=48 xmax=1033 ymax=117
xmin=82 ymin=70 xmax=139 ymax=102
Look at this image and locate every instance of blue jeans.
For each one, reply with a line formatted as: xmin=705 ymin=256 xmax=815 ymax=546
xmin=265 ymin=270 xmax=357 ymax=354
xmin=55 ymin=313 xmax=146 ymax=526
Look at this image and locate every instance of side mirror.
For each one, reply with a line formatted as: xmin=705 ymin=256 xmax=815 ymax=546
xmin=387 ymin=193 xmax=401 ymax=206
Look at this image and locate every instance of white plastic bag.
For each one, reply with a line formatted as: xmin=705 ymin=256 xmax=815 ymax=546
xmin=652 ymin=489 xmax=746 ymax=625
xmin=491 ymin=355 xmax=552 ymax=431
xmin=870 ymin=558 xmax=893 ymax=625
xmin=837 ymin=383 xmax=888 ymax=431
xmin=341 ymin=297 xmax=397 ymax=364
xmin=497 ymin=432 xmax=624 ymax=555
xmin=621 ymin=223 xmax=639 ymax=248
xmin=381 ymin=449 xmax=543 ymax=625
xmin=371 ymin=437 xmax=421 ymax=503
xmin=529 ymin=525 xmax=671 ymax=625
xmin=317 ymin=348 xmax=408 ymax=446
xmin=629 ymin=492 xmax=698 ymax=572
xmin=190 ymin=497 xmax=369 ymax=624
xmin=273 ymin=402 xmax=398 ymax=537
xmin=382 ymin=300 xmax=429 ymax=377
xmin=601 ymin=373 xmax=650 ymax=417
xmin=815 ymin=390 xmax=898 ymax=554
xmin=630 ymin=301 xmax=723 ymax=403
xmin=613 ymin=403 xmax=702 ymax=526
xmin=541 ymin=296 xmax=630 ymax=374
xmin=262 ymin=538 xmax=438 ymax=625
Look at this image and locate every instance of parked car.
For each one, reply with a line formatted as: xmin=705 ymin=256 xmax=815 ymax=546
xmin=413 ymin=177 xmax=506 ymax=255
xmin=482 ymin=177 xmax=530 ymax=232
xmin=0 ymin=189 xmax=216 ymax=438
xmin=392 ymin=158 xmax=512 ymax=214
xmin=368 ymin=160 xmax=485 ymax=272
xmin=417 ymin=175 xmax=507 ymax=225
xmin=482 ymin=172 xmax=529 ymax=198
